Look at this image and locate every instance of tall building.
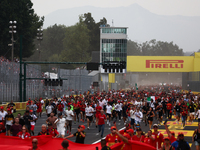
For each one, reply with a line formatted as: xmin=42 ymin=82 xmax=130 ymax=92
xmin=100 ymin=26 xmax=128 ymax=68
xmin=99 ymin=26 xmax=128 ymax=90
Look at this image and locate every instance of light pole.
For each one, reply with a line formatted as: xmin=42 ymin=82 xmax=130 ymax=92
xmin=37 ymin=28 xmax=43 ymax=61
xmin=9 ymin=21 xmax=17 ymax=62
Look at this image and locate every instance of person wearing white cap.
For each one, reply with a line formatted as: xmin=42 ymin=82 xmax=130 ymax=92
xmin=152 ymin=124 xmax=164 ymax=150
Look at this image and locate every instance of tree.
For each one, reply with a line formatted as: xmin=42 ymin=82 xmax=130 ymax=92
xmin=139 ymin=39 xmax=183 ymax=56
xmin=0 ymin=0 xmax=44 ymax=59
xmin=61 ymin=16 xmax=90 ymax=68
xmin=83 ymin=13 xmax=109 ymax=55
xmin=127 ymin=40 xmax=141 ymax=55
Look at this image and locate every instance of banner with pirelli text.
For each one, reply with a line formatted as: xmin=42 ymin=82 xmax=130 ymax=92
xmin=127 ymin=56 xmax=194 ymax=72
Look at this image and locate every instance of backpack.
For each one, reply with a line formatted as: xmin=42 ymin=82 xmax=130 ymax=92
xmin=177 ymin=140 xmax=190 ymax=150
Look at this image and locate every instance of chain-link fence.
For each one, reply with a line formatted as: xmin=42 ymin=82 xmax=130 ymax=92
xmin=0 ymin=62 xmax=93 ymax=103
xmin=0 ymin=62 xmax=43 ymax=102
xmin=41 ymin=69 xmax=93 ymax=98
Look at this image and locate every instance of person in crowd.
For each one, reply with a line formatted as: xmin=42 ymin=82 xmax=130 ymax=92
xmin=17 ymin=113 xmax=25 ymax=126
xmin=164 ymin=120 xmax=177 ymax=143
xmin=171 ymin=132 xmax=191 ymax=150
xmin=65 ymin=105 xmax=74 ymax=135
xmin=23 ymin=110 xmax=32 ymax=134
xmin=57 ymin=99 xmax=64 ymax=116
xmin=166 ymin=100 xmax=172 ymax=120
xmin=74 ymin=100 xmax=80 ymax=124
xmin=51 ymin=99 xmax=57 ymax=116
xmin=147 ymin=107 xmax=155 ymax=130
xmin=196 ymin=107 xmax=200 ymax=123
xmin=80 ymin=101 xmax=86 ymax=122
xmin=0 ymin=122 xmax=6 ymax=133
xmin=54 ymin=113 xmax=66 ymax=138
xmin=127 ymin=129 xmax=134 ymax=140
xmin=111 ymin=129 xmax=132 ymax=150
xmin=192 ymin=122 xmax=200 ymax=150
xmin=122 ymin=102 xmax=128 ymax=125
xmin=105 ymin=126 xmax=121 ymax=147
xmin=160 ymin=137 xmax=173 ymax=150
xmin=17 ymin=125 xmax=31 ymax=139
xmin=119 ymin=123 xmax=131 ymax=135
xmin=38 ymin=124 xmax=50 ymax=135
xmin=8 ymin=100 xmax=16 ymax=113
xmin=96 ymin=109 xmax=107 ymax=138
xmin=0 ymin=106 xmax=7 ymax=122
xmin=181 ymin=107 xmax=188 ymax=128
xmin=47 ymin=122 xmax=59 ymax=138
xmin=30 ymin=110 xmax=38 ymax=136
xmin=5 ymin=108 xmax=14 ymax=136
xmin=95 ymin=102 xmax=102 ymax=128
xmin=85 ymin=103 xmax=94 ymax=130
xmin=32 ymin=102 xmax=37 ymax=115
xmin=64 ymin=125 xmax=86 ymax=144
xmin=157 ymin=103 xmax=163 ymax=126
xmin=61 ymin=140 xmax=69 ymax=150
xmin=152 ymin=124 xmax=164 ymax=149
xmin=188 ymin=100 xmax=195 ymax=124
xmin=134 ymin=107 xmax=143 ymax=126
xmin=29 ymin=138 xmax=39 ymax=150
xmin=101 ymin=139 xmax=111 ymax=150
xmin=10 ymin=117 xmax=22 ymax=136
xmin=132 ymin=127 xmax=145 ymax=142
xmin=144 ymin=130 xmax=155 ymax=147
xmin=175 ymin=102 xmax=181 ymax=124
xmin=142 ymin=102 xmax=148 ymax=126
xmin=129 ymin=106 xmax=136 ymax=130
xmin=36 ymin=100 xmax=42 ymax=118
xmin=46 ymin=112 xmax=57 ymax=129
xmin=46 ymin=102 xmax=54 ymax=117
xmin=106 ymin=102 xmax=112 ymax=126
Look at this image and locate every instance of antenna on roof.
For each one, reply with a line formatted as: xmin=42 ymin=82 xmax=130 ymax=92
xmin=112 ymin=19 xmax=114 ymax=27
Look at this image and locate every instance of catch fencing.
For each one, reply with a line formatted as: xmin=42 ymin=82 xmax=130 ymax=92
xmin=0 ymin=62 xmax=93 ymax=103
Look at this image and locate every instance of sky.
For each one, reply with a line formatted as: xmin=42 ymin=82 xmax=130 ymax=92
xmin=32 ymin=0 xmax=200 ymax=17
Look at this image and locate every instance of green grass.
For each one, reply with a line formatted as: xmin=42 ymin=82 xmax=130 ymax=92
xmin=12 ymin=107 xmax=46 ymax=117
xmin=13 ymin=110 xmax=26 ymax=117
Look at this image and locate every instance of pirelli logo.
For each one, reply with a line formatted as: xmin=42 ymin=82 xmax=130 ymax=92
xmin=146 ymin=60 xmax=184 ymax=68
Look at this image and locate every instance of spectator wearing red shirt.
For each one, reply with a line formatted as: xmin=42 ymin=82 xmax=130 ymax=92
xmin=144 ymin=130 xmax=155 ymax=147
xmin=47 ymin=122 xmax=59 ymax=138
xmin=95 ymin=102 xmax=102 ymax=127
xmin=152 ymin=124 xmax=164 ymax=149
xmin=164 ymin=121 xmax=177 ymax=143
xmin=131 ymin=128 xmax=145 ymax=142
xmin=36 ymin=101 xmax=42 ymax=118
xmin=0 ymin=122 xmax=6 ymax=133
xmin=112 ymin=130 xmax=132 ymax=150
xmin=80 ymin=102 xmax=86 ymax=122
xmin=17 ymin=126 xmax=31 ymax=139
xmin=96 ymin=110 xmax=107 ymax=138
xmin=57 ymin=100 xmax=64 ymax=114
xmin=73 ymin=101 xmax=80 ymax=124
xmin=166 ymin=101 xmax=172 ymax=119
xmin=105 ymin=126 xmax=121 ymax=147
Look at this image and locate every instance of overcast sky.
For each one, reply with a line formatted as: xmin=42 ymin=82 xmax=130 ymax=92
xmin=32 ymin=0 xmax=200 ymax=16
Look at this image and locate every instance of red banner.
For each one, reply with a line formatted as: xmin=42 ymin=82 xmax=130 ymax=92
xmin=0 ymin=133 xmax=156 ymax=150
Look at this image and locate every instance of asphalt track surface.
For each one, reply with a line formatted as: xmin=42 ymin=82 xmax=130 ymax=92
xmin=33 ymin=112 xmax=196 ymax=149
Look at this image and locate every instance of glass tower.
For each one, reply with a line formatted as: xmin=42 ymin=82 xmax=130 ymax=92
xmin=100 ymin=27 xmax=128 ymax=64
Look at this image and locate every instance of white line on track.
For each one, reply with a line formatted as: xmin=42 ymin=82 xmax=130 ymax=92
xmin=92 ymin=127 xmax=125 ymax=144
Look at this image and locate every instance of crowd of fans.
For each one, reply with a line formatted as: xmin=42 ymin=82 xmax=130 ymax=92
xmin=0 ymin=86 xmax=200 ymax=150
